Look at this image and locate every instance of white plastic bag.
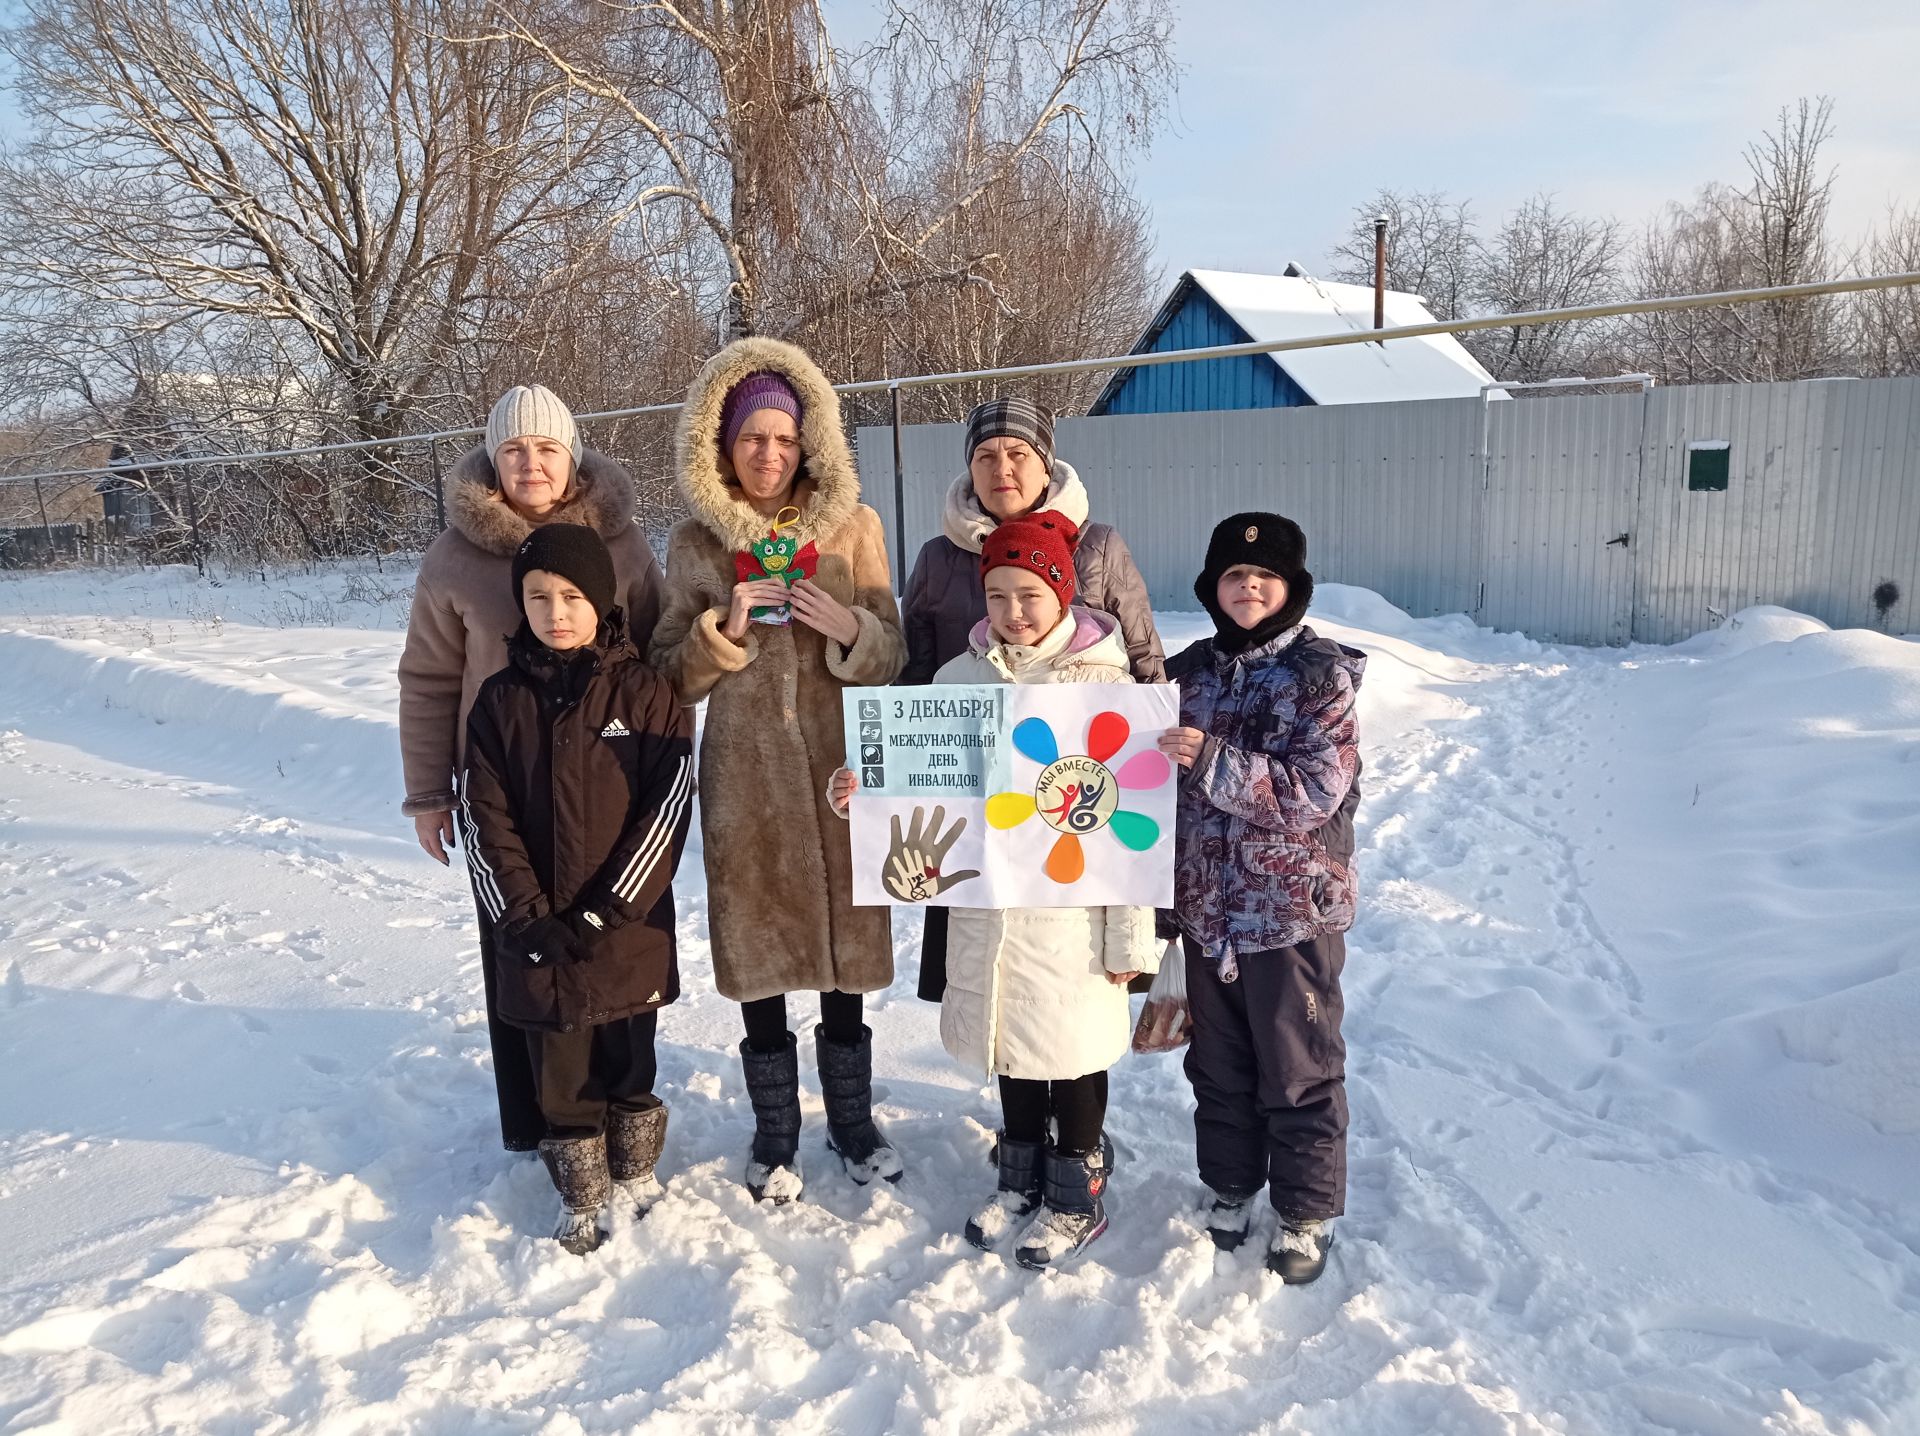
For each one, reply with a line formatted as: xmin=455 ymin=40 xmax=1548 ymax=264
xmin=1131 ymin=940 xmax=1190 ymax=1054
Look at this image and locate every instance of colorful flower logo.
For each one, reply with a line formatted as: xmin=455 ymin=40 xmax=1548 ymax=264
xmin=985 ymin=711 xmax=1171 ymax=884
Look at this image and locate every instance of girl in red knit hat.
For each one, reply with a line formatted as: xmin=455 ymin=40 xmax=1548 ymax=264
xmin=830 ymin=511 xmax=1162 ymax=1269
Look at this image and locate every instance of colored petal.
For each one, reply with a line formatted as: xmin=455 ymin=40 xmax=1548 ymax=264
xmin=1115 ymin=750 xmax=1171 ymax=790
xmin=1044 ymin=833 xmax=1085 ymax=884
xmin=1012 ymin=717 xmax=1059 ymax=766
xmin=986 ymin=792 xmax=1037 ymax=829
xmin=1087 ymin=711 xmax=1130 ymax=764
xmin=1108 ymin=810 xmax=1161 ymax=852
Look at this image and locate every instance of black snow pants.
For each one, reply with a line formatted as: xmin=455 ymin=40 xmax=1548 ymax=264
xmin=524 ymin=1010 xmax=661 ymax=1142
xmin=1182 ymin=933 xmax=1348 ymax=1221
xmin=477 ymin=898 xmax=546 ymax=1152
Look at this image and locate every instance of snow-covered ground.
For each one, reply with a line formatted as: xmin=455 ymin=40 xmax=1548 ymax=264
xmin=2 ymin=560 xmax=1917 ymax=1434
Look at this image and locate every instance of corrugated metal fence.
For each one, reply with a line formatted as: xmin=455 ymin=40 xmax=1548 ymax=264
xmin=857 ymin=375 xmax=1920 ymax=645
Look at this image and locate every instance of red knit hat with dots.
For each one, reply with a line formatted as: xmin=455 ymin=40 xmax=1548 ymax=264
xmin=981 ymin=511 xmax=1080 ymax=611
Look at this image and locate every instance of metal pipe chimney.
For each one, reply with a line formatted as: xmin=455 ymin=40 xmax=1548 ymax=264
xmin=1373 ymin=215 xmax=1388 ymax=331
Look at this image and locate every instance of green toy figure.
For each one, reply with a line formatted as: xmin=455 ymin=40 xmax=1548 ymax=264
xmin=733 ymin=505 xmax=819 ymax=625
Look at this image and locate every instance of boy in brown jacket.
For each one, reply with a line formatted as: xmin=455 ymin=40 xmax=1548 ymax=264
xmin=460 ymin=524 xmax=695 ymax=1254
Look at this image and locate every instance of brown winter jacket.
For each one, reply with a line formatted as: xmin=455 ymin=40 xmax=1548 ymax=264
xmin=397 ymin=445 xmax=664 ymax=816
xmin=900 ymin=464 xmax=1165 ymax=686
xmin=648 ymin=337 xmax=906 ymax=1003
xmin=460 ymin=615 xmax=694 ymax=1032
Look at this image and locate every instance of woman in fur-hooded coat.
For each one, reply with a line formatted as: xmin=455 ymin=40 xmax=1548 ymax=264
xmin=650 ymin=337 xmax=907 ymax=1200
xmin=650 ymin=338 xmax=904 ymax=1003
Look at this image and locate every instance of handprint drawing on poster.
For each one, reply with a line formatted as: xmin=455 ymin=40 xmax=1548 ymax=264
xmin=882 ymin=806 xmax=981 ymax=902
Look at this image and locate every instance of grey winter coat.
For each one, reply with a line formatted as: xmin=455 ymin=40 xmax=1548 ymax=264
xmin=900 ymin=463 xmax=1165 ymax=686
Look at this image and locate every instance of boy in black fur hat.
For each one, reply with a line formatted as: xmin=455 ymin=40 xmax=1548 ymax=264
xmin=460 ymin=523 xmax=695 ymax=1254
xmin=1157 ymin=513 xmax=1365 ymax=1283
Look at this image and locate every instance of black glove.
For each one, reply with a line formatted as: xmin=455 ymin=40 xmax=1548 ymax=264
xmin=1154 ymin=907 xmax=1180 ymax=943
xmin=560 ymin=905 xmax=612 ymax=958
xmin=505 ymin=915 xmax=584 ymax=968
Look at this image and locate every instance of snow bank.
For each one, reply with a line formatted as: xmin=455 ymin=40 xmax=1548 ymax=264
xmin=0 ymin=557 xmax=419 ymax=633
xmin=0 ymin=628 xmax=403 ymax=812
xmin=1587 ymin=613 xmax=1920 ymax=1183
xmin=1670 ymin=603 xmax=1833 ymax=657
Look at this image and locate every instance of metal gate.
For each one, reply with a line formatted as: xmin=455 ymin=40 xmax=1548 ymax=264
xmin=1478 ymin=391 xmax=1643 ymax=646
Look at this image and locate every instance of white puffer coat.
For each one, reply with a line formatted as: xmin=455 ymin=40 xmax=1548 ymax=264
xmin=933 ymin=608 xmax=1162 ymax=1080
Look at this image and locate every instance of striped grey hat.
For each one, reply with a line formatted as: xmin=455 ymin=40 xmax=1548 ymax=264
xmin=965 ymin=397 xmax=1054 ymax=469
xmin=486 ymin=384 xmax=582 ymax=465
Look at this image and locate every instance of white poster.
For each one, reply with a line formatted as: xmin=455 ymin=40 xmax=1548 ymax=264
xmin=842 ymin=683 xmax=1180 ymax=909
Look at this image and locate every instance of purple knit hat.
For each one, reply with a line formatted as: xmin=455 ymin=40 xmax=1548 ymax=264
xmin=720 ymin=371 xmax=804 ymax=455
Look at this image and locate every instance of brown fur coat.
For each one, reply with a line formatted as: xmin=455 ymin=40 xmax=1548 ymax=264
xmin=397 ymin=444 xmax=663 ymax=815
xmin=649 ymin=338 xmax=905 ymax=1002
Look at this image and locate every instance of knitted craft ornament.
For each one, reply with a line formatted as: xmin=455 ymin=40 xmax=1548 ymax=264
xmin=733 ymin=505 xmax=820 ymax=625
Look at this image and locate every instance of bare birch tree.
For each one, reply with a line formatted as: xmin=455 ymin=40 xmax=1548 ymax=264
xmin=0 ymin=0 xmax=630 ymax=451
xmin=1471 ymin=193 xmax=1623 ymax=382
xmin=1620 ymin=98 xmax=1843 ymax=382
xmin=1853 ymin=206 xmax=1920 ymax=377
xmin=474 ymin=0 xmax=1174 ymax=344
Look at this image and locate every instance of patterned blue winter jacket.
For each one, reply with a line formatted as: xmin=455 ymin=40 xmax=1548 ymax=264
xmin=1170 ymin=624 xmax=1365 ymax=967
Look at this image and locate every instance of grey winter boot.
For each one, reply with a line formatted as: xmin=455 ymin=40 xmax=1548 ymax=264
xmin=606 ymin=1104 xmax=668 ymax=1219
xmin=538 ymin=1135 xmax=610 ymax=1256
xmin=816 ymin=1024 xmax=903 ymax=1186
xmin=990 ymin=1128 xmax=1119 ymax=1176
xmin=964 ymin=1134 xmax=1043 ymax=1250
xmin=1266 ymin=1218 xmax=1335 ymax=1284
xmin=740 ymin=1034 xmax=804 ymax=1205
xmin=1014 ymin=1146 xmax=1110 ymax=1271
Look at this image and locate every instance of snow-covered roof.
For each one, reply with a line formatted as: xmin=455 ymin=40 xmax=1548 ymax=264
xmin=1108 ymin=268 xmax=1498 ymax=408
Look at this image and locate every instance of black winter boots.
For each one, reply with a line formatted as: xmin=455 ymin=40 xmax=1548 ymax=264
xmin=1205 ymin=1190 xmax=1256 ymax=1252
xmin=816 ymin=1024 xmax=903 ymax=1186
xmin=1013 ymin=1146 xmax=1109 ymax=1270
xmin=740 ymin=1034 xmax=804 ymax=1204
xmin=539 ymin=1135 xmax=610 ymax=1256
xmin=965 ymin=1135 xmax=1043 ymax=1249
xmin=1266 ymin=1218 xmax=1334 ymax=1284
xmin=607 ymin=1103 xmax=668 ymax=1219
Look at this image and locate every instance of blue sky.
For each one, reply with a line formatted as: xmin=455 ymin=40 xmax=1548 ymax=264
xmin=1135 ymin=0 xmax=1920 ymax=278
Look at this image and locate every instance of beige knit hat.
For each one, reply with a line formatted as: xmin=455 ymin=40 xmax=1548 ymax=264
xmin=486 ymin=385 xmax=582 ymax=465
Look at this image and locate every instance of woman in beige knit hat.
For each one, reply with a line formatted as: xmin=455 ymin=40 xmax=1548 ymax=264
xmin=397 ymin=384 xmax=665 ymax=1153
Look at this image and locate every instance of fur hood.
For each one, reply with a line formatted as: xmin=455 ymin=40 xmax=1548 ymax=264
xmin=940 ymin=459 xmax=1092 ymax=555
xmin=445 ymin=443 xmax=638 ymax=558
xmin=673 ymin=336 xmax=861 ymax=551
